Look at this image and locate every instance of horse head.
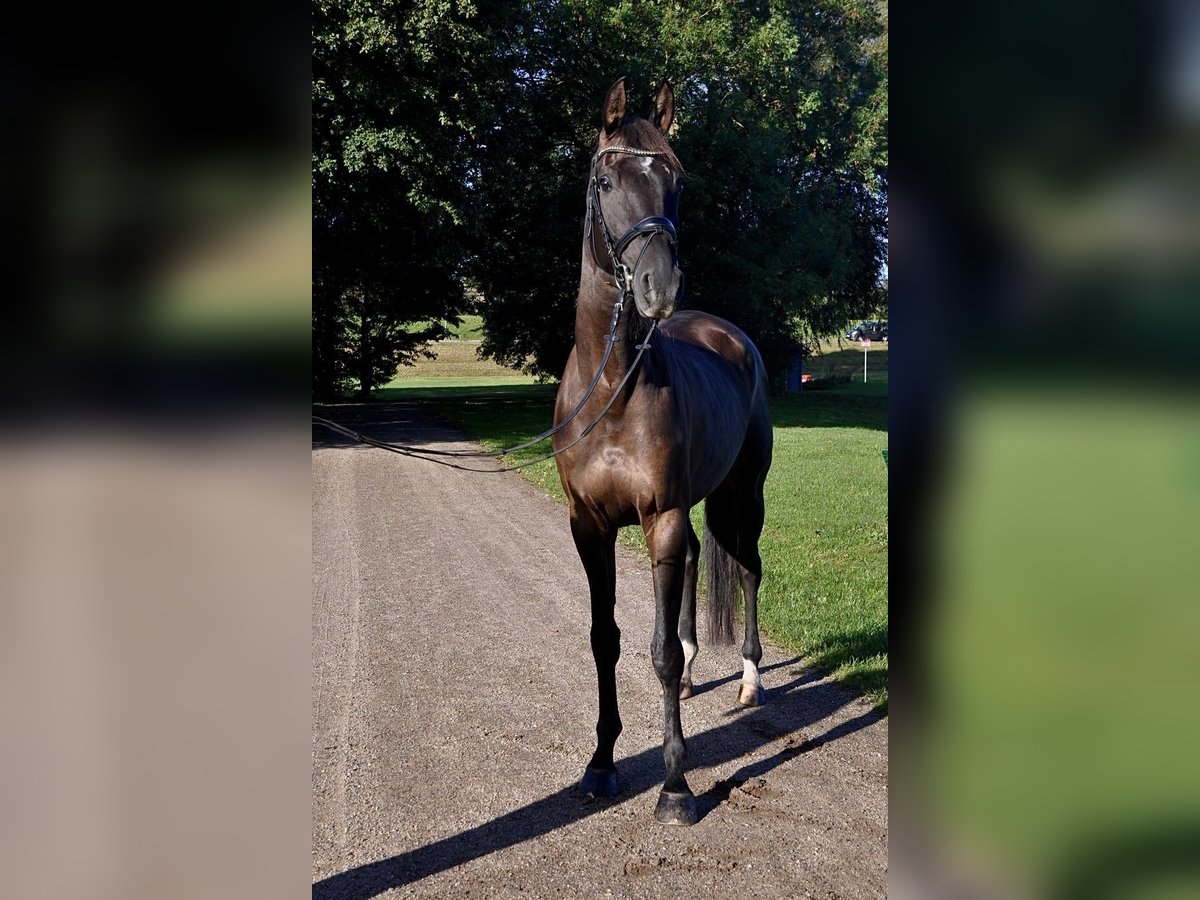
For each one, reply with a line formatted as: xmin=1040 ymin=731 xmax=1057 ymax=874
xmin=589 ymin=77 xmax=685 ymax=320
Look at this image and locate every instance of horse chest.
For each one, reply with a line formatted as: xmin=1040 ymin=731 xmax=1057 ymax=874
xmin=567 ymin=438 xmax=683 ymax=519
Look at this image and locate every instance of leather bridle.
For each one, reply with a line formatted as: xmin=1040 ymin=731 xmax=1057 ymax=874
xmin=585 ymin=145 xmax=680 ymax=302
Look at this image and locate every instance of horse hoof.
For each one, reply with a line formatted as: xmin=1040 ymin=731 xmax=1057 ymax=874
xmin=736 ymin=683 xmax=765 ymax=707
xmin=654 ymin=790 xmax=699 ymax=826
xmin=580 ymin=766 xmax=620 ymax=798
xmin=679 ymin=679 xmax=694 ymax=700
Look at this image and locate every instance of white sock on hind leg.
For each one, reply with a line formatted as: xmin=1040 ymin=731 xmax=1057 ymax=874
xmin=742 ymin=658 xmax=761 ymax=689
xmin=682 ymin=639 xmax=698 ymax=683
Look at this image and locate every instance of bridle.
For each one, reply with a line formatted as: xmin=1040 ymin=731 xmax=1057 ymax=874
xmin=586 ymin=144 xmax=680 ymax=303
xmin=312 ymin=145 xmax=682 ymax=472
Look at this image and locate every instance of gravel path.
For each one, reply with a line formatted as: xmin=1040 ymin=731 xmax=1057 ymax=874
xmin=312 ymin=402 xmax=887 ymax=899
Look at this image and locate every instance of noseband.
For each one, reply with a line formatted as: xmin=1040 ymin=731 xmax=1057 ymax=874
xmin=586 ymin=145 xmax=680 ymax=300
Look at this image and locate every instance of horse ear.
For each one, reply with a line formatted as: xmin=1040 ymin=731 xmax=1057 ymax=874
xmin=652 ymin=79 xmax=674 ymax=135
xmin=601 ymin=77 xmax=627 ymax=136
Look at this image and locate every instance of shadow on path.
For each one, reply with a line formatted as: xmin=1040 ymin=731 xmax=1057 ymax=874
xmin=312 ymin=401 xmax=454 ymax=451
xmin=312 ymin=663 xmax=884 ymax=899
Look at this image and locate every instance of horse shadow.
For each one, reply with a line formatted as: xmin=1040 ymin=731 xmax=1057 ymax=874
xmin=312 ymin=658 xmax=885 ymax=899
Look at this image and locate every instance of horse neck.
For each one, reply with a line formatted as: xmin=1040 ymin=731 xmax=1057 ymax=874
xmin=572 ymin=252 xmax=641 ymax=383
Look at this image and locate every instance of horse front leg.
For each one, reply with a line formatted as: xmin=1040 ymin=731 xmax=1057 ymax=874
xmin=570 ymin=512 xmax=622 ymax=798
xmin=643 ymin=508 xmax=698 ymax=825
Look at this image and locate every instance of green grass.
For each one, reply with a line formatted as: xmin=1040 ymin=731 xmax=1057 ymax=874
xmin=757 ymin=383 xmax=888 ymax=704
xmin=378 ymin=350 xmax=889 ymax=707
xmin=402 ymin=313 xmax=488 ymax=341
xmin=803 ymin=341 xmax=889 ymax=384
xmin=382 ymin=339 xmax=538 ymax=382
xmin=376 ymin=376 xmax=541 ymax=393
xmin=451 ymin=314 xmax=485 ymax=340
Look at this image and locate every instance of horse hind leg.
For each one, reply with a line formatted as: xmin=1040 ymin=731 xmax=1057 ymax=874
xmin=677 ymin=518 xmax=701 ymax=700
xmin=734 ymin=475 xmax=767 ymax=708
xmin=705 ymin=475 xmax=768 ymax=708
xmin=736 ymin=560 xmax=765 ymax=706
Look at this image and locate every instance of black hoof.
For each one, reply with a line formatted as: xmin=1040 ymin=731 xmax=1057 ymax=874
xmin=580 ymin=766 xmax=619 ymax=798
xmin=654 ymin=790 xmax=699 ymax=826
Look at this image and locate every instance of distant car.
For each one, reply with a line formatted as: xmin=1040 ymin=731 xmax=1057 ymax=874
xmin=845 ymin=321 xmax=887 ymax=342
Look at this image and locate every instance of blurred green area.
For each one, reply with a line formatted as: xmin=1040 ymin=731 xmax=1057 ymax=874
xmin=15 ymin=131 xmax=310 ymax=414
xmin=922 ymin=386 xmax=1200 ymax=895
xmin=143 ymin=173 xmax=310 ymax=344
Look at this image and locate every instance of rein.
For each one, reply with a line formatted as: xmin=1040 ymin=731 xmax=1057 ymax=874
xmin=311 ymin=313 xmax=657 ymax=474
xmin=311 ymin=145 xmax=675 ymax=474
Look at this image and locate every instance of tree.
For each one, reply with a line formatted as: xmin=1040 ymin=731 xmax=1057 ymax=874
xmin=470 ymin=0 xmax=889 ymax=387
xmin=312 ymin=0 xmax=511 ymax=397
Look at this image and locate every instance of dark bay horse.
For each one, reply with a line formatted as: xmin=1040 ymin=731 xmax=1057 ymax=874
xmin=551 ymin=78 xmax=773 ymax=826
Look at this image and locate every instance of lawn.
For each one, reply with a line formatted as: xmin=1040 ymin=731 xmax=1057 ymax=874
xmin=800 ymin=338 xmax=890 ymax=384
xmin=450 ymin=314 xmax=486 ymax=341
xmin=374 ymin=337 xmax=889 ymax=706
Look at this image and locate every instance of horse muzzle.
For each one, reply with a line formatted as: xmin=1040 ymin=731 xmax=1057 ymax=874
xmin=634 ymin=265 xmax=683 ymax=320
xmin=612 ymin=215 xmax=680 ymax=320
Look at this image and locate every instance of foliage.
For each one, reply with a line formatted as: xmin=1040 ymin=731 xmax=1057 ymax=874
xmin=312 ymin=0 xmax=511 ymax=397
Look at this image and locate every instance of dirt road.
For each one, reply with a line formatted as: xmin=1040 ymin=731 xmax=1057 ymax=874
xmin=312 ymin=402 xmax=887 ymax=899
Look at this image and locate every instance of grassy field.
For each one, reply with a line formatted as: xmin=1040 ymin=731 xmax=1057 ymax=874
xmin=923 ymin=386 xmax=1200 ymax=890
xmin=451 ymin=314 xmax=486 ymax=340
xmin=377 ymin=337 xmax=888 ymax=706
xmin=802 ymin=339 xmax=890 ymax=384
xmin=383 ymin=332 xmax=888 ymax=387
xmin=382 ymin=331 xmax=538 ymax=384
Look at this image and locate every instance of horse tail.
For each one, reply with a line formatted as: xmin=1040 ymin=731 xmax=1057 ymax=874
xmin=703 ymin=513 xmax=741 ymax=645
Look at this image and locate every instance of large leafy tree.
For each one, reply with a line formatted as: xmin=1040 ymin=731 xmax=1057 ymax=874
xmin=312 ymin=0 xmax=510 ymax=397
xmin=471 ymin=0 xmax=888 ymax=385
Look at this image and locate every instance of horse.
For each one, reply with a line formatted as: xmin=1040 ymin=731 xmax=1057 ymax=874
xmin=551 ymin=77 xmax=773 ymax=827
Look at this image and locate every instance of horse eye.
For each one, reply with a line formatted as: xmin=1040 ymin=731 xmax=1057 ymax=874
xmin=676 ymin=179 xmax=684 ymax=193
xmin=598 ymin=175 xmax=612 ymax=192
